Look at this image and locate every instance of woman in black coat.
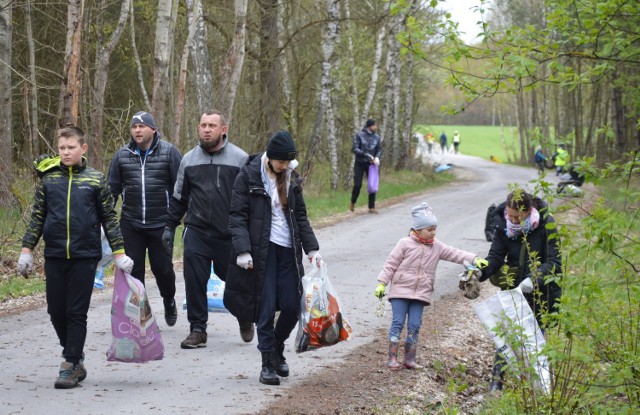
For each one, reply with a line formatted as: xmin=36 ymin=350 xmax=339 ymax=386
xmin=224 ymin=131 xmax=320 ymax=386
xmin=480 ymin=190 xmax=562 ymax=392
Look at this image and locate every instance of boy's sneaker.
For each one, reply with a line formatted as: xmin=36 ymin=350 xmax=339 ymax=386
xmin=180 ymin=330 xmax=207 ymax=349
xmin=54 ymin=362 xmax=79 ymax=389
xmin=164 ymin=298 xmax=178 ymax=327
xmin=74 ymin=362 xmax=87 ymax=382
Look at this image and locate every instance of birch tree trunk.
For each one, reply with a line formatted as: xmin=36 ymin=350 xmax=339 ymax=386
xmin=257 ymin=0 xmax=280 ymax=146
xmin=301 ymin=0 xmax=339 ymax=175
xmin=152 ymin=0 xmax=175 ymax=133
xmin=381 ymin=12 xmax=402 ymax=167
xmin=188 ymin=0 xmax=214 ymax=112
xmin=218 ymin=0 xmax=248 ymax=124
xmin=130 ymin=2 xmax=151 ymax=111
xmin=25 ymin=0 xmax=38 ymax=161
xmin=360 ymin=24 xmax=386 ymax=126
xmin=278 ymin=3 xmax=295 ymax=132
xmin=173 ymin=0 xmax=200 ymax=146
xmin=0 ymin=0 xmax=12 ymax=206
xmin=58 ymin=0 xmax=84 ymax=127
xmin=398 ymin=54 xmax=414 ymax=170
xmin=89 ymin=0 xmax=130 ymax=169
xmin=342 ymin=0 xmax=359 ymax=130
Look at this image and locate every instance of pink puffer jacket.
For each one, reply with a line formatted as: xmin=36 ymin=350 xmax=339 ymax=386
xmin=377 ymin=234 xmax=477 ymax=305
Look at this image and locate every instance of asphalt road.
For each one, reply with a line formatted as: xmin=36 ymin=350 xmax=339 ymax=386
xmin=0 ymin=152 xmax=553 ymax=414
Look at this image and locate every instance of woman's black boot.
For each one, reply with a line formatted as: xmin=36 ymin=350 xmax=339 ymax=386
xmin=260 ymin=352 xmax=280 ymax=385
xmin=272 ymin=340 xmax=289 ymax=377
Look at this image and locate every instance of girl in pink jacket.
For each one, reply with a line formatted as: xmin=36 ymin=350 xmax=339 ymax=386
xmin=374 ymin=202 xmax=486 ymax=370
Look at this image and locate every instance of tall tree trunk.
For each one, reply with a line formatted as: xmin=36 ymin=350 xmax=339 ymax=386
xmin=89 ymin=0 xmax=130 ymax=170
xmin=219 ymin=0 xmax=248 ymax=124
xmin=381 ymin=12 xmax=402 ymax=167
xmin=398 ymin=54 xmax=414 ymax=170
xmin=0 ymin=0 xmax=12 ymax=206
xmin=278 ymin=2 xmax=295 ymax=132
xmin=130 ymin=2 xmax=151 ymax=111
xmin=302 ymin=0 xmax=339 ymax=175
xmin=58 ymin=0 xmax=84 ymax=128
xmin=257 ymin=0 xmax=279 ymax=148
xmin=152 ymin=0 xmax=175 ymax=134
xmin=173 ymin=0 xmax=200 ymax=146
xmin=188 ymin=0 xmax=214 ymax=113
xmin=25 ymin=0 xmax=38 ymax=161
xmin=342 ymin=0 xmax=359 ymax=130
xmin=360 ymin=24 xmax=386 ymax=126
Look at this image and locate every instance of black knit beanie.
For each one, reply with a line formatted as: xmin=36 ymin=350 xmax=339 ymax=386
xmin=267 ymin=131 xmax=297 ymax=161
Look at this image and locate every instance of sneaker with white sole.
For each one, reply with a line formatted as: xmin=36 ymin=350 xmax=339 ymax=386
xmin=180 ymin=330 xmax=207 ymax=349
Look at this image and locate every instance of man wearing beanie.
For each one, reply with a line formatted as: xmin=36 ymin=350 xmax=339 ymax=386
xmin=350 ymin=118 xmax=382 ymax=213
xmin=108 ymin=111 xmax=182 ymax=327
xmin=163 ymin=110 xmax=254 ymax=349
xmin=225 ymin=130 xmax=321 ymax=385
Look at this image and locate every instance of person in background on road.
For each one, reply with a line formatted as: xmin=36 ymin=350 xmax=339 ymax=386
xmin=534 ymin=145 xmax=547 ymax=174
xmin=350 ymin=118 xmax=382 ymax=214
xmin=374 ymin=202 xmax=487 ymax=371
xmin=108 ymin=111 xmax=181 ymax=327
xmin=425 ymin=132 xmax=435 ymax=154
xmin=439 ymin=131 xmax=448 ymax=154
xmin=225 ymin=131 xmax=321 ymax=386
xmin=162 ymin=110 xmax=252 ymax=349
xmin=479 ymin=189 xmax=562 ymax=393
xmin=17 ymin=126 xmax=134 ymax=389
xmin=452 ymin=131 xmax=461 ymax=154
xmin=552 ymin=144 xmax=569 ymax=176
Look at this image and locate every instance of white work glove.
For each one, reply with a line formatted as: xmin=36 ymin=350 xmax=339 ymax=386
xmin=237 ymin=252 xmax=253 ymax=270
xmin=519 ymin=277 xmax=534 ymax=294
xmin=115 ymin=254 xmax=134 ymax=274
xmin=308 ymin=251 xmax=322 ymax=267
xmin=17 ymin=252 xmax=34 ymax=277
xmin=373 ymin=157 xmax=380 ymax=166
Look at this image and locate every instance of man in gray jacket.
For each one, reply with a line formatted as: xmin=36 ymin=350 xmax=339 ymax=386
xmin=109 ymin=111 xmax=182 ymax=327
xmin=163 ymin=110 xmax=253 ymax=349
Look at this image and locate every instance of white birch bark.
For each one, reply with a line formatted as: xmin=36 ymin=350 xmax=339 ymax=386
xmin=342 ymin=0 xmax=359 ymax=131
xmin=400 ymin=54 xmax=414 ymax=169
xmin=0 ymin=0 xmax=12 ymax=206
xmin=301 ymin=0 xmax=339 ymax=174
xmin=381 ymin=12 xmax=402 ymax=167
xmin=173 ymin=0 xmax=200 ymax=145
xmin=129 ymin=2 xmax=151 ymax=110
xmin=24 ymin=0 xmax=38 ymax=161
xmin=360 ymin=24 xmax=386 ymax=126
xmin=152 ymin=0 xmax=174 ymax=133
xmin=219 ymin=0 xmax=248 ymax=124
xmin=278 ymin=3 xmax=295 ymax=132
xmin=327 ymin=101 xmax=339 ymax=190
xmin=89 ymin=0 xmax=130 ymax=169
xmin=187 ymin=0 xmax=214 ymax=112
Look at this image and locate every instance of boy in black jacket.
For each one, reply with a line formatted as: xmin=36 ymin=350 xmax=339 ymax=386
xmin=17 ymin=126 xmax=134 ymax=389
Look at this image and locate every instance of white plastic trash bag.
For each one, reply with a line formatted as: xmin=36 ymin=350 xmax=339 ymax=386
xmin=473 ymin=288 xmax=551 ymax=393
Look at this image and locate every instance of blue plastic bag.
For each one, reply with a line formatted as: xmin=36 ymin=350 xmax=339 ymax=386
xmin=182 ymin=264 xmax=228 ymax=313
xmin=94 ymin=229 xmax=113 ymax=289
xmin=367 ymin=164 xmax=379 ymax=194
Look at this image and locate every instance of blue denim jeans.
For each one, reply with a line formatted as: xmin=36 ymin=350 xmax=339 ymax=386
xmin=389 ymin=298 xmax=425 ymax=345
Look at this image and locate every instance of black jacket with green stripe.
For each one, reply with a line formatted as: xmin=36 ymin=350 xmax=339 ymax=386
xmin=22 ymin=157 xmax=124 ymax=259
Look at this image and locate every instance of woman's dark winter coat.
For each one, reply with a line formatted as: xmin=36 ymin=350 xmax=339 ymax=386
xmin=224 ymin=154 xmax=319 ymax=323
xmin=483 ymin=199 xmax=562 ymax=318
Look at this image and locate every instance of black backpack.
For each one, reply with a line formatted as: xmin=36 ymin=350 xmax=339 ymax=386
xmin=484 ymin=203 xmax=497 ymax=241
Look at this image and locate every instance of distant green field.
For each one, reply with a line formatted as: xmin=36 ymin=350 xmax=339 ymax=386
xmin=414 ymin=124 xmax=521 ymax=163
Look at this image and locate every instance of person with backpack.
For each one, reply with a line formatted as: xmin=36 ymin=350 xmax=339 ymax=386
xmin=534 ymin=145 xmax=547 ymax=174
xmin=479 ymin=189 xmax=562 ymax=393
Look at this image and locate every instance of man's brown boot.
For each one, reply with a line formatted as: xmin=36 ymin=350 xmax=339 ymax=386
xmin=349 ymin=202 xmax=355 ymax=212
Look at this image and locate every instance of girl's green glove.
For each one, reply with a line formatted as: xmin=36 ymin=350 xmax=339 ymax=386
xmin=374 ymin=283 xmax=386 ymax=299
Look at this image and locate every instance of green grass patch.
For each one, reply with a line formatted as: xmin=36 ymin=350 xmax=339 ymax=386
xmin=0 ymin=275 xmax=45 ymax=302
xmin=303 ymin=168 xmax=455 ymax=220
xmin=414 ymin=124 xmax=521 ymax=162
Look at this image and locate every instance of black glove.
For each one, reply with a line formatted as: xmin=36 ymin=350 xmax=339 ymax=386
xmin=162 ymin=227 xmax=175 ymax=255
